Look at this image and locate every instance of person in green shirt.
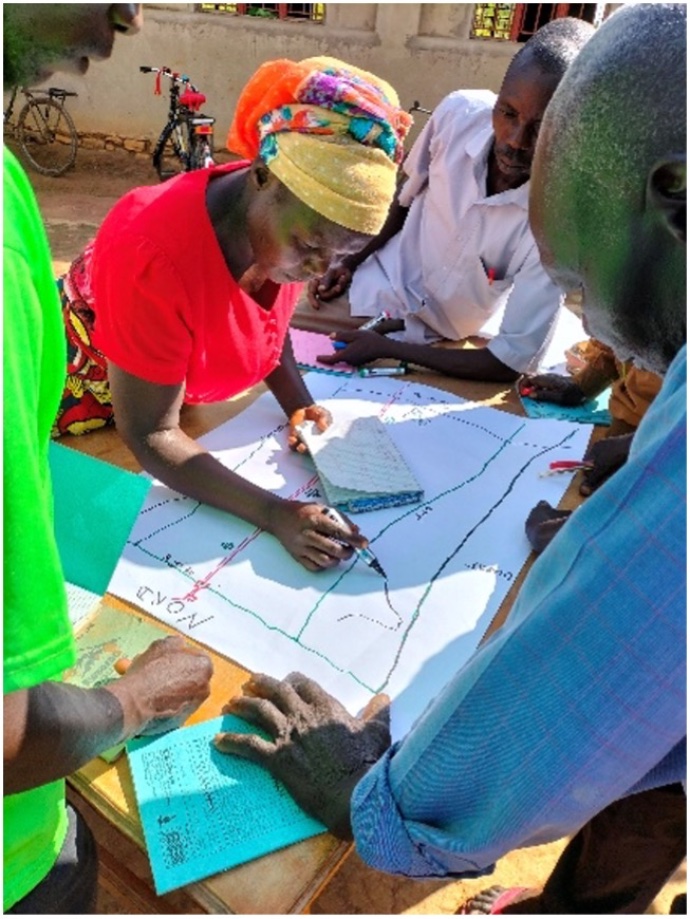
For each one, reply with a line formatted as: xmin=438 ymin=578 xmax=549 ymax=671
xmin=3 ymin=5 xmax=213 ymax=912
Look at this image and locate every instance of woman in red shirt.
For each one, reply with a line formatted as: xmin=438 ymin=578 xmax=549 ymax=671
xmin=54 ymin=56 xmax=411 ymax=571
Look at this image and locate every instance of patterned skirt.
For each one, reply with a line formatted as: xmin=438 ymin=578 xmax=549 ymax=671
xmin=52 ymin=259 xmax=114 ymax=438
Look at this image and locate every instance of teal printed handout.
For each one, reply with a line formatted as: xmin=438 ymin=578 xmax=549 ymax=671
xmin=127 ymin=715 xmax=325 ymax=894
xmin=519 ymin=387 xmax=612 ymax=425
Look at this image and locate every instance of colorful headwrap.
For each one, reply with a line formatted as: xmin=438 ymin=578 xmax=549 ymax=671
xmin=228 ymin=56 xmax=412 ymax=235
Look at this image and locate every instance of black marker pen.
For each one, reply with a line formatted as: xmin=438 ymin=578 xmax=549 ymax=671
xmin=322 ymin=507 xmax=387 ymax=578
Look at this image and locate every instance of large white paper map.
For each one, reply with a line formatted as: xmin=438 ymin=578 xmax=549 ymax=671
xmin=107 ymin=374 xmax=592 ymax=739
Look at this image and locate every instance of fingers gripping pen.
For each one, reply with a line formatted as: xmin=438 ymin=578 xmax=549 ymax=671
xmin=321 ymin=507 xmax=388 ymax=578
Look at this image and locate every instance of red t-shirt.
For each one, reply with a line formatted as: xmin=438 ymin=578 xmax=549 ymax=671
xmin=90 ymin=161 xmax=301 ymax=403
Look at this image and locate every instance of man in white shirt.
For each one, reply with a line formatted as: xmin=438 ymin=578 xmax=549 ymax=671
xmin=306 ymin=18 xmax=594 ymax=382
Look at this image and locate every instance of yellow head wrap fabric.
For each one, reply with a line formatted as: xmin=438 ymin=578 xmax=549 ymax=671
xmin=227 ymin=56 xmax=412 ymax=235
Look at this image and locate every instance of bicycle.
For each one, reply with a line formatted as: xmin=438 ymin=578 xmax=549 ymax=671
xmin=3 ymin=85 xmax=79 ymax=177
xmin=140 ymin=65 xmax=215 ymax=182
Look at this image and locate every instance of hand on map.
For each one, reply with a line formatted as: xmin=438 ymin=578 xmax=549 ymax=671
xmin=579 ymin=432 xmax=634 ymax=496
xmin=287 ymin=404 xmax=332 ymax=453
xmin=214 ymin=672 xmax=391 ymax=838
xmin=525 ymin=500 xmax=573 ymax=555
xmin=307 ymin=258 xmax=356 ymax=308
xmin=267 ymin=500 xmax=368 ymax=571
xmin=519 ymin=373 xmax=587 ymax=406
xmin=110 ymin=636 xmax=212 ymax=737
xmin=317 ymin=330 xmax=394 ymax=367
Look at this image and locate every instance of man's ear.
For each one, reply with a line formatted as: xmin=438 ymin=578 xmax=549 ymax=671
xmin=647 ymin=156 xmax=686 ymax=244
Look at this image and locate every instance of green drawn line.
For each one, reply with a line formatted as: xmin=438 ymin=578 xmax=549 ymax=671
xmin=127 ymin=388 xmax=581 ymax=697
xmin=133 ymin=543 xmax=378 ymax=691
xmin=371 ymin=428 xmax=579 ymax=693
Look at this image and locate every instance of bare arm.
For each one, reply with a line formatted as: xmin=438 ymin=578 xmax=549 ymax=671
xmin=4 ymin=636 xmax=212 ymax=795
xmin=264 ymin=330 xmax=317 ymax=419
xmin=345 ymin=198 xmax=410 ymax=274
xmin=108 ymin=361 xmax=286 ymax=531
xmin=308 ymin=197 xmax=410 ymax=307
xmin=318 ymin=331 xmax=520 ymax=383
xmin=107 ymin=362 xmax=367 ymax=570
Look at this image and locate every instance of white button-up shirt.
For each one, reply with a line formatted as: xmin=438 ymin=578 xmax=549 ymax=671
xmin=350 ymin=90 xmax=568 ymax=373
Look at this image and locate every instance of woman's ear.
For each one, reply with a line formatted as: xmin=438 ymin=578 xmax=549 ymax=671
xmin=647 ymin=156 xmax=686 ymax=244
xmin=250 ymin=160 xmax=274 ymax=191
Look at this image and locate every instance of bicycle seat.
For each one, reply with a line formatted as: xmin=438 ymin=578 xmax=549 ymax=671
xmin=48 ymin=87 xmax=78 ymax=97
xmin=179 ymin=90 xmax=206 ymax=111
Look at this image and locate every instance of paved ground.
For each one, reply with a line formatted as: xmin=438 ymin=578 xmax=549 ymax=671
xmin=22 ymin=143 xmax=686 ymax=915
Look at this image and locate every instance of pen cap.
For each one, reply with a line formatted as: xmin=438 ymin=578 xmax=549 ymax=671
xmin=358 ymin=310 xmax=390 ymax=331
xmin=322 ymin=506 xmax=346 ymax=527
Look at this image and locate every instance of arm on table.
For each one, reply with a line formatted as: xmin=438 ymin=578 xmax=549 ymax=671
xmin=521 ymin=339 xmax=619 ymax=405
xmin=4 ymin=636 xmax=212 ymax=795
xmin=107 ymin=361 xmax=367 ymax=571
xmin=318 ymin=330 xmax=518 ymax=383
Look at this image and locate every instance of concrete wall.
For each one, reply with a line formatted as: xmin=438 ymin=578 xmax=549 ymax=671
xmin=12 ymin=2 xmax=521 ymax=151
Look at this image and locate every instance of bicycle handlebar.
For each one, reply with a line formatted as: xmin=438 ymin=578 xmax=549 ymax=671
xmin=408 ymin=100 xmax=432 ymax=115
xmin=139 ymin=65 xmax=199 ymax=92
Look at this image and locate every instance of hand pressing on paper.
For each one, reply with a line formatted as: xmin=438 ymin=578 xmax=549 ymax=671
xmin=110 ymin=636 xmax=212 ymax=737
xmin=519 ymin=373 xmax=587 ymax=406
xmin=214 ymin=672 xmax=391 ymax=838
xmin=287 ymin=404 xmax=332 ymax=453
xmin=317 ymin=329 xmax=398 ymax=368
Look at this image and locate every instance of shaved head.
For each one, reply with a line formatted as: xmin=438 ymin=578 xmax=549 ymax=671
xmin=530 ymin=3 xmax=686 ymax=374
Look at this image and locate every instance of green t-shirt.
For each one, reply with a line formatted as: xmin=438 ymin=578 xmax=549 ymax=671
xmin=3 ymin=147 xmax=77 ymax=910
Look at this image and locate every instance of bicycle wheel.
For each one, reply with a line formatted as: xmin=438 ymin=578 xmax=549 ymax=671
xmin=152 ymin=120 xmax=191 ymax=181
xmin=17 ymin=97 xmax=78 ymax=177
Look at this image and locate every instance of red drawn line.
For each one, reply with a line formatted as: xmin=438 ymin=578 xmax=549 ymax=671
xmin=377 ymin=382 xmax=408 ymax=420
xmin=289 ymin=473 xmax=321 ymax=501
xmin=177 ymin=474 xmax=321 ymax=602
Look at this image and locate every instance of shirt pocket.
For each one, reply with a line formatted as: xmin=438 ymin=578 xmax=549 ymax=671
xmin=425 ymin=253 xmax=513 ymax=315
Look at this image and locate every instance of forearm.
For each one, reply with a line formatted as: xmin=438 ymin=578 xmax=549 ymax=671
xmin=379 ymin=339 xmax=519 ymax=383
xmin=124 ymin=424 xmax=285 ymax=533
xmin=4 ymin=682 xmax=131 ymax=795
xmin=265 ymin=335 xmax=314 ymax=417
xmin=347 ymin=200 xmax=409 ymax=272
xmin=352 ymin=435 xmax=686 ymax=878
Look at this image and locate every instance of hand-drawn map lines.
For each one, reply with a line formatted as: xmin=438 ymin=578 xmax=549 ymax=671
xmin=293 ymin=424 xmax=578 ymax=692
xmin=122 ymin=398 xmax=580 ymax=695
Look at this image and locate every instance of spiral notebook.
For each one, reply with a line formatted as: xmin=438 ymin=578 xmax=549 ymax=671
xmin=298 ymin=414 xmax=423 ymax=513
